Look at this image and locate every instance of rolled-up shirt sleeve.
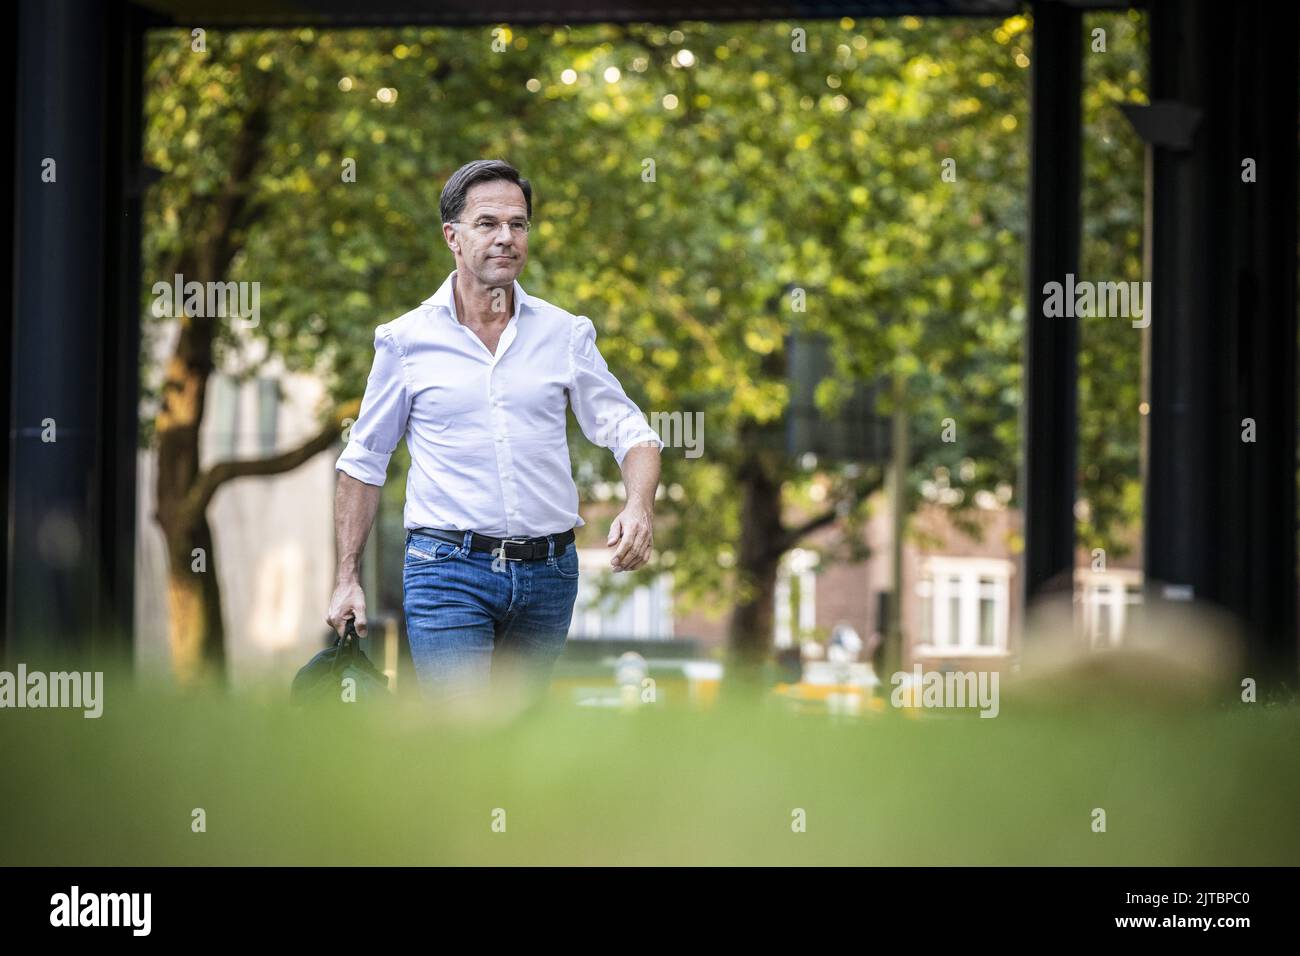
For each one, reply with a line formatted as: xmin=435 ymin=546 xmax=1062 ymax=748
xmin=336 ymin=324 xmax=411 ymax=486
xmin=569 ymin=314 xmax=664 ymax=466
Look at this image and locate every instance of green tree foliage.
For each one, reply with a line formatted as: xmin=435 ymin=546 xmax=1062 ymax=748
xmin=141 ymin=13 xmax=1145 ymax=677
xmin=1078 ymin=11 xmax=1148 ymax=557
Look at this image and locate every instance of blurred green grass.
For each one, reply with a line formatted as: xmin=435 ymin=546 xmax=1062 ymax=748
xmin=1 ymin=671 xmax=1297 ymax=865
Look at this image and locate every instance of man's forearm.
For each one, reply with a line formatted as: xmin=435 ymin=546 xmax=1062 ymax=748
xmin=335 ymin=471 xmax=382 ymax=582
xmin=606 ymin=443 xmax=660 ymax=572
xmin=621 ymin=443 xmax=661 ymax=511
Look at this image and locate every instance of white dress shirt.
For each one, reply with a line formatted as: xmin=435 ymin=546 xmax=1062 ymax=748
xmin=336 ymin=269 xmax=663 ymax=536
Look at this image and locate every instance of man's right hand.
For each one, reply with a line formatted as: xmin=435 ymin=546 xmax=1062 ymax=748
xmin=326 ymin=578 xmax=368 ymax=638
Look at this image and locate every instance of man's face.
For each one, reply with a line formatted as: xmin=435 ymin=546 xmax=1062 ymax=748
xmin=445 ymin=180 xmax=529 ymax=294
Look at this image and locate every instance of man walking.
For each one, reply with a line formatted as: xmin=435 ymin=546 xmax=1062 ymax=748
xmin=326 ymin=160 xmax=662 ymax=712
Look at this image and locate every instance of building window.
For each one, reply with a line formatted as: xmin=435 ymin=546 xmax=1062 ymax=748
xmin=979 ymin=577 xmax=998 ymax=647
xmin=774 ymin=548 xmax=819 ymax=649
xmin=1075 ymin=569 xmax=1143 ymax=649
xmin=914 ymin=557 xmax=1013 ymax=655
xmin=208 ymin=373 xmax=240 ymax=461
xmin=918 ymin=588 xmax=932 ymax=645
xmin=568 ymin=548 xmax=673 ymax=640
xmin=256 ymin=377 xmax=280 ymax=456
xmin=207 ymin=373 xmax=280 ymax=459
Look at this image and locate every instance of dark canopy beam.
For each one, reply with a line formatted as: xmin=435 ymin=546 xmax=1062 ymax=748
xmin=1021 ymin=0 xmax=1083 ymax=610
xmin=1143 ymin=0 xmax=1298 ymax=686
xmin=129 ymin=0 xmax=1022 ymax=29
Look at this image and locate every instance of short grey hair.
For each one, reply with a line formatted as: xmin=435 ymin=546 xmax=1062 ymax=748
xmin=439 ymin=159 xmax=533 ymax=225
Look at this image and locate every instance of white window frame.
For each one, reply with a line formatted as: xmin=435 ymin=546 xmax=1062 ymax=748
xmin=914 ymin=556 xmax=1013 ymax=657
xmin=774 ymin=549 xmax=818 ymax=649
xmin=568 ymin=547 xmax=673 ymax=641
xmin=1075 ymin=568 xmax=1144 ymax=649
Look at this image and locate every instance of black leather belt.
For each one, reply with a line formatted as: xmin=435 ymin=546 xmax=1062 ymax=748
xmin=416 ymin=527 xmax=575 ymax=561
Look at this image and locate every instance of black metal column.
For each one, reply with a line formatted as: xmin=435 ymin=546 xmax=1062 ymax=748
xmin=8 ymin=0 xmax=143 ymax=666
xmin=1145 ymin=0 xmax=1298 ymax=686
xmin=100 ymin=5 xmax=148 ymax=661
xmin=0 ymin=0 xmax=18 ymax=663
xmin=1022 ymin=1 xmax=1083 ymax=610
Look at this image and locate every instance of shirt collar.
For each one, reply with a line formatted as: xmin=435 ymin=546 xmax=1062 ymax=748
xmin=422 ymin=269 xmax=531 ymax=325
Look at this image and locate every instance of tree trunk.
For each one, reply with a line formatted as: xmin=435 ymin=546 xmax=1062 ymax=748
xmin=725 ymin=440 xmax=786 ymax=693
xmin=146 ymin=82 xmax=320 ymax=689
xmin=162 ymin=512 xmax=226 ymax=688
xmin=155 ymin=312 xmax=224 ymax=688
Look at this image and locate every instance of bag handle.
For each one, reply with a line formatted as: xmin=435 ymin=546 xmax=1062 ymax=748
xmin=329 ymin=618 xmax=362 ymax=673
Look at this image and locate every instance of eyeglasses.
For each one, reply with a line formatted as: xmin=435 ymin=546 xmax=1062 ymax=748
xmin=451 ymin=217 xmax=531 ymax=236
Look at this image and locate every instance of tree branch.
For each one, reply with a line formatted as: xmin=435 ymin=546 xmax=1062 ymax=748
xmin=780 ymin=504 xmax=845 ymax=551
xmin=201 ymin=91 xmax=275 ymax=278
xmin=191 ymin=399 xmax=360 ymax=511
xmin=773 ymin=468 xmax=886 ymax=557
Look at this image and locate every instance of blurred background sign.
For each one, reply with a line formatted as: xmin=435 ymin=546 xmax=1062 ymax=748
xmin=784 ymin=329 xmax=891 ymax=464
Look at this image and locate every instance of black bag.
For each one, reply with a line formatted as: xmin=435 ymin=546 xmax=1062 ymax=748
xmin=291 ymin=618 xmax=392 ymax=705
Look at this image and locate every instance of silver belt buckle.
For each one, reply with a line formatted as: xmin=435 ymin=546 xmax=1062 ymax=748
xmin=501 ymin=535 xmax=532 ymax=561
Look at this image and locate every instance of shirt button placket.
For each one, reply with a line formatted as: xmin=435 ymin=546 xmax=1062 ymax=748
xmin=491 ymin=372 xmax=520 ymax=535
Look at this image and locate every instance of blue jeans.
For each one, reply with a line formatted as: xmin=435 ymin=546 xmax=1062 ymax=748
xmin=402 ymin=528 xmax=580 ymax=710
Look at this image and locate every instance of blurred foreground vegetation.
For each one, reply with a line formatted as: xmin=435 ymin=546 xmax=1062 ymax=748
xmin=2 ymin=661 xmax=1297 ymax=865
